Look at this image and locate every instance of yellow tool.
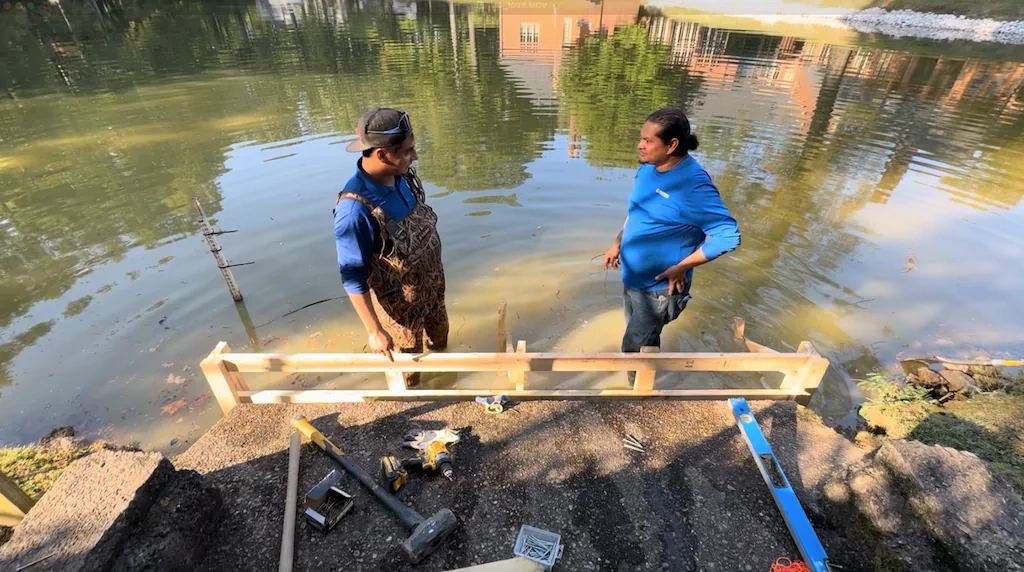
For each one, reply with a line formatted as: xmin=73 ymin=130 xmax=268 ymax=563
xmin=291 ymin=416 xmax=459 ymax=563
xmin=380 ymin=456 xmax=409 ymax=493
xmin=380 ymin=429 xmax=458 ymax=492
xmin=410 ymin=440 xmax=455 ymax=480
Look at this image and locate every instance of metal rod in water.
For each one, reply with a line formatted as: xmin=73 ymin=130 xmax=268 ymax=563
xmin=193 ymin=197 xmax=243 ymax=302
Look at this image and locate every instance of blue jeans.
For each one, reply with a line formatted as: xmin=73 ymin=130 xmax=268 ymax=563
xmin=622 ymin=287 xmax=689 ymax=381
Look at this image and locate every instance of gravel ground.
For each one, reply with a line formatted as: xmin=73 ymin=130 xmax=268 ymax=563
xmin=175 ymin=400 xmax=868 ymax=571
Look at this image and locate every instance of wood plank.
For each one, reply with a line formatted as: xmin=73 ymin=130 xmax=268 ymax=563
xmin=447 ymin=557 xmax=544 ymax=572
xmin=0 ymin=470 xmax=34 ymax=527
xmin=633 ymin=346 xmax=658 ymax=392
xmin=223 ymin=351 xmax=815 ymax=374
xmin=744 ymin=340 xmax=778 ymax=354
xmin=239 ymin=388 xmax=808 ymax=403
xmin=200 ymin=342 xmax=249 ymax=415
xmin=514 ymin=340 xmax=527 ymax=391
xmin=385 ymin=370 xmax=406 ymax=392
xmin=497 ymin=303 xmax=507 ymax=352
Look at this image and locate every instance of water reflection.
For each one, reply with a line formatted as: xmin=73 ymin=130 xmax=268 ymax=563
xmin=0 ymin=0 xmax=1022 ymax=447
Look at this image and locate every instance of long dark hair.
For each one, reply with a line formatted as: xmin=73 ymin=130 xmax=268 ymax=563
xmin=646 ymin=107 xmax=699 ymax=156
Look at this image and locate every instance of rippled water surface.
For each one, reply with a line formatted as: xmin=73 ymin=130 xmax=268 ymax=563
xmin=2 ymin=0 xmax=1023 ymax=450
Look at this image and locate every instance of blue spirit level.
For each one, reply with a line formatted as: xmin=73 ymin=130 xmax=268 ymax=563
xmin=729 ymin=398 xmax=833 ymax=572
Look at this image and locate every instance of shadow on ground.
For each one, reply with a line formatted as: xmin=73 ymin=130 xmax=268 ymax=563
xmin=174 ymin=400 xmax=875 ymax=571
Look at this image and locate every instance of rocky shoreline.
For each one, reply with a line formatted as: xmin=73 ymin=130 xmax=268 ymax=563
xmin=676 ymin=6 xmax=1024 ymax=45
xmin=845 ymin=8 xmax=1024 ymax=44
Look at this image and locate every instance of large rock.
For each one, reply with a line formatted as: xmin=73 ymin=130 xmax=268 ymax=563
xmin=0 ymin=450 xmax=173 ymax=571
xmin=0 ymin=450 xmax=222 ymax=572
xmin=823 ymin=440 xmax=1024 ymax=571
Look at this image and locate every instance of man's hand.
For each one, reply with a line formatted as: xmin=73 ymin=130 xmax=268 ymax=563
xmin=655 ymin=264 xmax=689 ymax=295
xmin=603 ymin=242 xmax=621 ymax=270
xmin=368 ymin=328 xmax=394 ymax=361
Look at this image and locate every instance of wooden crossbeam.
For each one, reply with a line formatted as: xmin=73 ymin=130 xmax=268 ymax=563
xmin=238 ymin=388 xmax=812 ymax=403
xmin=221 ymin=352 xmax=818 ymax=374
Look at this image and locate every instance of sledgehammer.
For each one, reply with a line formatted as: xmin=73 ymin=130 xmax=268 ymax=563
xmin=291 ymin=416 xmax=458 ymax=564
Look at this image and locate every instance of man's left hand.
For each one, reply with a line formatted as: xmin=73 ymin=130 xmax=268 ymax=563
xmin=655 ymin=264 xmax=689 ymax=295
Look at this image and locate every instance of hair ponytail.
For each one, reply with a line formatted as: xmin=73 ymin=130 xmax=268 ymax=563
xmin=646 ymin=107 xmax=698 ymax=156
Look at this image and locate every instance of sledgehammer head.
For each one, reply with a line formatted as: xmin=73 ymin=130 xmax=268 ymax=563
xmin=402 ymin=508 xmax=459 ymax=564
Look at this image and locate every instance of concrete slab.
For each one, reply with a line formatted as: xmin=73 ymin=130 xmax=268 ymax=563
xmin=0 ymin=451 xmax=172 ymax=572
xmin=176 ymin=400 xmax=866 ymax=571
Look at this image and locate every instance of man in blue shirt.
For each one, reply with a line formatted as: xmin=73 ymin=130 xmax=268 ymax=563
xmin=334 ymin=108 xmax=448 ymax=383
xmin=603 ymin=107 xmax=740 ymax=368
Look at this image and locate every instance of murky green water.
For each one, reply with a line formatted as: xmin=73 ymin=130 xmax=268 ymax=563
xmin=2 ymin=0 xmax=1023 ymax=451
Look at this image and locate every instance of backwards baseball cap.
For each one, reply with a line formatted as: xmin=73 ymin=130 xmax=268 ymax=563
xmin=345 ymin=107 xmax=413 ymax=152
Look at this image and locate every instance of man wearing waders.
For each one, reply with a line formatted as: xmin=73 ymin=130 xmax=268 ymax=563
xmin=335 ymin=108 xmax=448 ymax=386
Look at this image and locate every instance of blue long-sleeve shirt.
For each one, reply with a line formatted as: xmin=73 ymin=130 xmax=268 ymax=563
xmin=620 ymin=157 xmax=740 ymax=292
xmin=334 ymin=160 xmax=417 ymax=294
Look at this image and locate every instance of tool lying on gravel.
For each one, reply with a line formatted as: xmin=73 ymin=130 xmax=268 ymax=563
xmin=303 ymin=470 xmax=354 ymax=532
xmin=730 ymin=399 xmax=833 ymax=572
xmin=381 ymin=428 xmax=459 ymax=491
xmin=513 ymin=525 xmax=563 ymax=571
xmin=279 ymin=432 xmax=301 ymax=572
xmin=292 ymin=416 xmax=459 ymax=563
xmin=622 ymin=433 xmax=645 ymax=452
xmin=380 ymin=455 xmax=410 ymax=492
xmin=475 ymin=395 xmax=508 ymax=414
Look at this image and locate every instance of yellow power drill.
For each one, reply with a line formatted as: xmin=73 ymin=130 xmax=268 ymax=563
xmin=380 ymin=429 xmax=458 ymax=492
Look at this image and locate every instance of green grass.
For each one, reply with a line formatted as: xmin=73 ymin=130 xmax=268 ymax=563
xmin=0 ymin=445 xmax=94 ymax=499
xmin=859 ymin=373 xmax=1024 ymax=491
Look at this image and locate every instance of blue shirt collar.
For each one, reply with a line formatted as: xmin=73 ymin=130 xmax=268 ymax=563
xmin=651 ymin=154 xmax=694 ymax=174
xmin=355 ymin=157 xmax=401 ymax=191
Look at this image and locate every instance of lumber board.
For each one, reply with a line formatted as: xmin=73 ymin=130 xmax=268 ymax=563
xmin=447 ymin=557 xmax=544 ymax=572
xmin=223 ymin=351 xmax=817 ymax=374
xmin=238 ymin=388 xmax=810 ymax=403
xmin=201 ymin=341 xmax=250 ymax=415
xmin=633 ymin=346 xmax=659 ymax=391
xmin=0 ymin=470 xmax=34 ymax=527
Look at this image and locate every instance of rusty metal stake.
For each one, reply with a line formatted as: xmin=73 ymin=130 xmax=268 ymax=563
xmin=193 ymin=197 xmax=243 ymax=302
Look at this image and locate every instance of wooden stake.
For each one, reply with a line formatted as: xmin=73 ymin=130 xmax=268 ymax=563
xmin=497 ymin=303 xmax=507 ymax=352
xmin=0 ymin=470 xmax=34 ymax=527
xmin=633 ymin=346 xmax=659 ymax=392
xmin=509 ymin=340 xmax=527 ymax=391
xmin=194 ymin=197 xmax=243 ymax=302
xmin=385 ymin=370 xmax=407 ymax=392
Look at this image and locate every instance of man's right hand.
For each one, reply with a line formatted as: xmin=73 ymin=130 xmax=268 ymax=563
xmin=368 ymin=328 xmax=394 ymax=361
xmin=603 ymin=242 xmax=621 ymax=270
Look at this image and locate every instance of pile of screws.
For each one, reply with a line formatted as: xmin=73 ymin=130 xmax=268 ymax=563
xmin=623 ymin=433 xmax=645 ymax=453
xmin=521 ymin=532 xmax=557 ymax=562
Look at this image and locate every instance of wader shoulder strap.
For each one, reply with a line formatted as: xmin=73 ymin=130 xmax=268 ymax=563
xmin=334 ymin=191 xmax=395 ymax=258
xmin=333 ymin=191 xmax=393 ymax=225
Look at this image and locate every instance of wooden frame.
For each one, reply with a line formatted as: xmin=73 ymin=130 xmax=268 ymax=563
xmin=200 ymin=316 xmax=830 ymax=415
xmin=1 ymin=470 xmax=34 ymax=527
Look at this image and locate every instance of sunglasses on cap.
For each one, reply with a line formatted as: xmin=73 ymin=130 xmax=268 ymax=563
xmin=366 ymin=112 xmax=412 ymax=135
